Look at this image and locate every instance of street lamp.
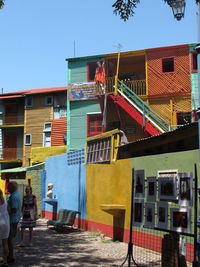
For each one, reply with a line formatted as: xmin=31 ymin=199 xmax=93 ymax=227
xmin=167 ymin=1 xmax=200 ymax=266
xmin=167 ymin=0 xmax=186 ymax=20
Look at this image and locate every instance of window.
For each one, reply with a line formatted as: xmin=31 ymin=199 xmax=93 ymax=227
xmin=87 ymin=138 xmax=111 ymax=164
xmin=87 ymin=62 xmax=97 ymax=81
xmin=191 ymin=52 xmax=198 ymax=72
xmin=162 ymin=58 xmax=174 ymax=73
xmin=43 ymin=122 xmax=51 ymax=147
xmin=25 ymin=134 xmax=31 ymax=145
xmin=177 ymin=112 xmax=191 ymax=127
xmin=87 ymin=114 xmax=103 ymax=137
xmin=25 ymin=97 xmax=33 ymax=108
xmin=45 ymin=96 xmax=53 ymax=106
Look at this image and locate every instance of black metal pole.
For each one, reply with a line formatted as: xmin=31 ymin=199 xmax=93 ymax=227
xmin=121 ymin=168 xmax=139 ymax=267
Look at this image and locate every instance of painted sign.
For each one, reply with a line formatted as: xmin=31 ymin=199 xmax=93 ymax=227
xmin=68 ymin=82 xmax=97 ymax=101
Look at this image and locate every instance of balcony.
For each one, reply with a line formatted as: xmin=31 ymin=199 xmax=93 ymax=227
xmin=0 ymin=114 xmax=24 ymax=128
xmin=95 ymin=77 xmax=146 ymax=96
xmin=0 ymin=147 xmax=23 ymax=161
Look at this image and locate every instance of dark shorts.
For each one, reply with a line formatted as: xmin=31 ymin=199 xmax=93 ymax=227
xmin=8 ymin=223 xmax=18 ymax=241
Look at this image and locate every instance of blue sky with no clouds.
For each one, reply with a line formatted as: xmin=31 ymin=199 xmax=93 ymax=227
xmin=0 ymin=0 xmax=197 ymax=92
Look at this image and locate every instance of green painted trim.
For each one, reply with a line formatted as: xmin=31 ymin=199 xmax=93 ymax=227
xmin=67 ymin=69 xmax=71 ymax=151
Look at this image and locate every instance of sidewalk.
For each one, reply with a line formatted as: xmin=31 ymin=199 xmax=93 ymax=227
xmin=0 ymin=219 xmax=164 ymax=266
xmin=3 ymin=219 xmax=128 ymax=267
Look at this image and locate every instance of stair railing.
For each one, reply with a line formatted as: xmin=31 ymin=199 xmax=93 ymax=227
xmin=117 ymin=79 xmax=173 ymax=132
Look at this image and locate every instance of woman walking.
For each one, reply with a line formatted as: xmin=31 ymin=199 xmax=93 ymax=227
xmin=19 ymin=186 xmax=38 ymax=247
xmin=0 ymin=189 xmax=10 ymax=267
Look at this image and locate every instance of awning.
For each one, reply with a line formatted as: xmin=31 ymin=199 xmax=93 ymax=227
xmin=0 ymin=166 xmax=27 ymax=173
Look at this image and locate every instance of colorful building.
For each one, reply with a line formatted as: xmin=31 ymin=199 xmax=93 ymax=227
xmin=66 ymin=43 xmax=197 ymax=151
xmin=0 ymin=86 xmax=67 ymax=195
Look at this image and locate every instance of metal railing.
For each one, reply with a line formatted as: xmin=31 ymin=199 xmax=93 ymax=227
xmin=0 ymin=147 xmax=23 ymax=160
xmin=117 ymin=80 xmax=173 ymax=132
xmin=104 ymin=77 xmax=146 ymax=96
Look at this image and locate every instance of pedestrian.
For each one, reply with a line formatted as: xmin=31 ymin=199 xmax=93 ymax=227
xmin=0 ymin=189 xmax=10 ymax=267
xmin=7 ymin=181 xmax=21 ymax=264
xmin=19 ymin=186 xmax=38 ymax=247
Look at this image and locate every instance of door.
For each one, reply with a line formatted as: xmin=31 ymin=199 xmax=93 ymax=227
xmin=4 ymin=132 xmax=17 ymax=160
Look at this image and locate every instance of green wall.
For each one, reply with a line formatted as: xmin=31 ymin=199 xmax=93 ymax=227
xmin=69 ymin=100 xmax=101 ymax=150
xmin=68 ymin=55 xmax=104 ymax=84
xmin=131 ymin=149 xmax=199 ymax=176
xmin=189 ymin=44 xmax=198 ymax=112
xmin=26 ymin=163 xmax=45 ymax=217
xmin=131 ymin=149 xmax=199 ymax=237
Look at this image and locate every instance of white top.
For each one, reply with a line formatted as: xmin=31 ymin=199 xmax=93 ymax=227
xmin=0 ymin=198 xmax=10 ymax=239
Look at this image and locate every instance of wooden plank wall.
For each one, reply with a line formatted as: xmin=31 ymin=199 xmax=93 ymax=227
xmin=24 ymin=94 xmax=53 ymax=166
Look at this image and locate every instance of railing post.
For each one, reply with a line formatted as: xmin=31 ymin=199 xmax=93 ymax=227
xmin=115 ymin=75 xmax=118 ymax=95
xmin=143 ymin=103 xmax=146 ymax=128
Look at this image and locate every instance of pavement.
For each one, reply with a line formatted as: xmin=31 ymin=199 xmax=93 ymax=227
xmin=0 ymin=219 xmax=162 ymax=267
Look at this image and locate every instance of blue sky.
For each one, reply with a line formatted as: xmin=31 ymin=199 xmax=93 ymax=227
xmin=0 ymin=0 xmax=197 ymax=93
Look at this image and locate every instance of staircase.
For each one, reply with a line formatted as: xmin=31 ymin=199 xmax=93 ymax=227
xmin=109 ymin=80 xmax=173 ymax=136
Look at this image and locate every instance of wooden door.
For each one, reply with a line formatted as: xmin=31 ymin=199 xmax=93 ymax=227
xmin=4 ymin=133 xmax=17 ymax=160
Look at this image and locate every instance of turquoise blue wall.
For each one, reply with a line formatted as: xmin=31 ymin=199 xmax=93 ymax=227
xmin=67 ymin=55 xmax=104 ymax=151
xmin=70 ymin=100 xmax=101 ymax=150
xmin=189 ymin=44 xmax=198 ymax=111
xmin=191 ymin=73 xmax=198 ymax=110
xmin=68 ymin=56 xmax=104 ymax=84
xmin=43 ymin=153 xmax=87 ymax=219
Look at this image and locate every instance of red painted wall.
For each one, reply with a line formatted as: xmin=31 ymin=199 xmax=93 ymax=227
xmin=51 ymin=118 xmax=67 ymax=146
xmin=146 ymin=45 xmax=191 ymax=97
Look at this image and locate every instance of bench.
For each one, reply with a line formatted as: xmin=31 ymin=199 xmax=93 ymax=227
xmin=47 ymin=209 xmax=80 ymax=232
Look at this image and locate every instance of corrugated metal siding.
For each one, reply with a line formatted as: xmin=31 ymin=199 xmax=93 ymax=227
xmin=51 ymin=118 xmax=67 ymax=146
xmin=146 ymin=45 xmax=191 ymax=96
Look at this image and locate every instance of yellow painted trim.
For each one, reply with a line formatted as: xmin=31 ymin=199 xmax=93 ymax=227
xmin=104 ymin=50 xmax=145 ymax=59
xmin=113 ymin=134 xmax=120 ymax=162
xmin=0 ymin=160 xmax=22 ymax=163
xmin=170 ymin=98 xmax=173 ymax=125
xmin=85 ymin=142 xmax=88 ymax=163
xmin=0 ymin=124 xmax=24 ymax=128
xmin=145 ymin=53 xmax=148 ymax=97
xmin=110 ymin=135 xmax=114 ymax=162
xmin=23 ymin=106 xmax=27 ymax=167
xmin=87 ymin=129 xmax=120 ymax=142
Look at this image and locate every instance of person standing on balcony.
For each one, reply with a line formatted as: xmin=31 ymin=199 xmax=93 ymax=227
xmin=7 ymin=181 xmax=21 ymax=264
xmin=0 ymin=189 xmax=10 ymax=267
xmin=94 ymin=61 xmax=105 ymax=94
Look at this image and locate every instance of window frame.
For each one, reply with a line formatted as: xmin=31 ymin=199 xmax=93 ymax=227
xmin=25 ymin=96 xmax=33 ymax=108
xmin=43 ymin=122 xmax=51 ymax=147
xmin=162 ymin=57 xmax=175 ymax=73
xmin=25 ymin=134 xmax=32 ymax=145
xmin=45 ymin=96 xmax=53 ymax=106
xmin=87 ymin=113 xmax=103 ymax=137
xmin=87 ymin=62 xmax=97 ymax=82
xmin=191 ymin=51 xmax=198 ymax=73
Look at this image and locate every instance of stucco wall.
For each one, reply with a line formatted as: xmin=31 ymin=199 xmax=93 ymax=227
xmin=86 ymin=159 xmax=132 ymax=229
xmin=43 ymin=153 xmax=86 ymax=219
xmin=86 ymin=149 xmax=199 ymax=240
